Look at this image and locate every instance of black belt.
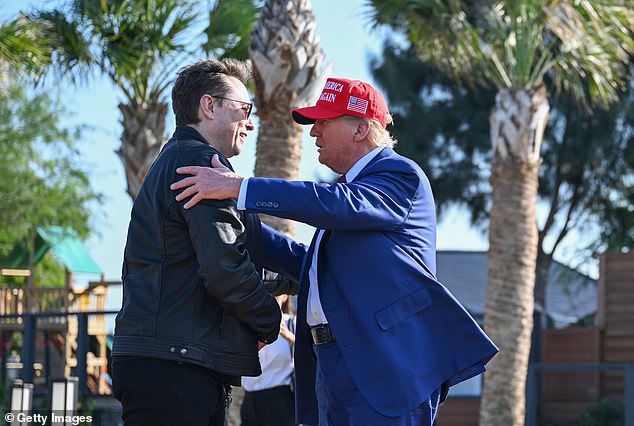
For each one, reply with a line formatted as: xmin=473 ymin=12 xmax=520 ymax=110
xmin=310 ymin=324 xmax=336 ymax=345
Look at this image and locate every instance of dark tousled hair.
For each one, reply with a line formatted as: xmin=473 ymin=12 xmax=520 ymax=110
xmin=172 ymin=58 xmax=252 ymax=126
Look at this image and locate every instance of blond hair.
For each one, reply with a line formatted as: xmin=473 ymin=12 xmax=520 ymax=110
xmin=343 ymin=115 xmax=397 ymax=148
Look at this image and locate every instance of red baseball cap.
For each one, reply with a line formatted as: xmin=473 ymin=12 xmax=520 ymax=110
xmin=291 ymin=77 xmax=390 ymax=128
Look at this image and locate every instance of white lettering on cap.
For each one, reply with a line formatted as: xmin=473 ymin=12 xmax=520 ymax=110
xmin=319 ymin=92 xmax=337 ymax=103
xmin=323 ymin=81 xmax=344 ymax=92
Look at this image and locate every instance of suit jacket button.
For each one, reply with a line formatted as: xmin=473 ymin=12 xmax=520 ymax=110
xmin=180 ymin=348 xmax=188 ymax=356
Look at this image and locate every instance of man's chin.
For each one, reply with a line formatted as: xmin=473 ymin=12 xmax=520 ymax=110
xmin=229 ymin=145 xmax=243 ymax=158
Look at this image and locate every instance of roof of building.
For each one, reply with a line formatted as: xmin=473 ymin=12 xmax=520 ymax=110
xmin=436 ymin=251 xmax=596 ymax=327
xmin=1 ymin=226 xmax=102 ymax=275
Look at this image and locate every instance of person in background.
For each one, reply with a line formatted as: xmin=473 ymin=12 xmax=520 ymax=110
xmin=171 ymin=77 xmax=498 ymax=425
xmin=241 ymin=294 xmax=297 ymax=426
xmin=111 ymin=58 xmax=281 ymax=426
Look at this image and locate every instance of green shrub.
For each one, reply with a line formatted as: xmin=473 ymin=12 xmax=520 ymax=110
xmin=580 ymin=397 xmax=624 ymax=426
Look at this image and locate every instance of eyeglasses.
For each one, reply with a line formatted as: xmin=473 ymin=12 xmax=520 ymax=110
xmin=212 ymin=96 xmax=253 ymax=119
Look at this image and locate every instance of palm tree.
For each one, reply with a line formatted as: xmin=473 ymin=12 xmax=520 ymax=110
xmin=367 ymin=1 xmax=634 ymax=424
xmin=250 ymin=0 xmax=330 ymax=235
xmin=29 ymin=0 xmax=259 ymax=201
xmin=0 ymin=14 xmax=51 ymax=90
xmin=29 ymin=0 xmax=196 ymax=200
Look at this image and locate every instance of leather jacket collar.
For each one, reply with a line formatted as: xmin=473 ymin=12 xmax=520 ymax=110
xmin=173 ymin=125 xmax=234 ymax=171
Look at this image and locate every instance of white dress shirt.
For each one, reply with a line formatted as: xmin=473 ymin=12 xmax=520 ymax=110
xmin=305 ymin=147 xmax=382 ymax=326
xmin=238 ymin=146 xmax=383 ymax=326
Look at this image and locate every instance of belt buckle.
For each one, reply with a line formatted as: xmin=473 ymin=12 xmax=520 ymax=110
xmin=311 ymin=324 xmax=335 ymax=345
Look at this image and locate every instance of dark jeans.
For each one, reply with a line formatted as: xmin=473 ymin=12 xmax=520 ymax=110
xmin=240 ymin=385 xmax=296 ymax=426
xmin=112 ymin=357 xmax=228 ymax=426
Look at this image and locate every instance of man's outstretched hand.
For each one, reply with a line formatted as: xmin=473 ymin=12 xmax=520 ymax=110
xmin=171 ymin=154 xmax=244 ymax=209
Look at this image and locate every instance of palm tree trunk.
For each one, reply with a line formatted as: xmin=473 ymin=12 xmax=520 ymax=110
xmin=253 ymin=103 xmax=304 ymax=234
xmin=250 ymin=0 xmax=330 ymax=235
xmin=480 ymin=86 xmax=549 ymax=426
xmin=116 ymin=102 xmax=168 ymax=200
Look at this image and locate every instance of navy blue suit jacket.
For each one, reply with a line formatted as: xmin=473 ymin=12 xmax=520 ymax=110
xmin=244 ymin=147 xmax=498 ymax=424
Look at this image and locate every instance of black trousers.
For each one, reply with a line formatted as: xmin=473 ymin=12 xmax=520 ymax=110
xmin=112 ymin=357 xmax=228 ymax=426
xmin=240 ymin=385 xmax=296 ymax=426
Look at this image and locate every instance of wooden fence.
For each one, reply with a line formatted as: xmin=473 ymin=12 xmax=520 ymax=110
xmin=599 ymin=251 xmax=634 ymax=400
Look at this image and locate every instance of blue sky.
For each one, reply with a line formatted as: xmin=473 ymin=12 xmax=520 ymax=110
xmin=3 ymin=1 xmax=492 ymax=314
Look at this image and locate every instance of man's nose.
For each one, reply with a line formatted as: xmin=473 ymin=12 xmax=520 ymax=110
xmin=246 ymin=117 xmax=255 ymax=130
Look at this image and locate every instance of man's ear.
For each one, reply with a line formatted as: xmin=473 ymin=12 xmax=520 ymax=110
xmin=200 ymin=94 xmax=215 ymax=120
xmin=353 ymin=121 xmax=370 ymax=142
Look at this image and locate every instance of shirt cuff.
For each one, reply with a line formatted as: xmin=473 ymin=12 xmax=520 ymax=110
xmin=237 ymin=177 xmax=249 ymax=210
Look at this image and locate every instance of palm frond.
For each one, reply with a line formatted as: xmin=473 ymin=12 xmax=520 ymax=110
xmin=27 ymin=9 xmax=94 ymax=84
xmin=68 ymin=0 xmax=196 ymax=106
xmin=369 ymin=0 xmax=513 ymax=88
xmin=0 ymin=15 xmax=51 ymax=78
xmin=203 ymin=0 xmax=261 ymax=59
xmin=545 ymin=1 xmax=634 ymax=108
xmin=367 ymin=0 xmax=634 ymax=110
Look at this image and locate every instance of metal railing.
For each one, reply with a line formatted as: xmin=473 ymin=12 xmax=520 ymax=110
xmin=1 ymin=310 xmax=119 ymax=395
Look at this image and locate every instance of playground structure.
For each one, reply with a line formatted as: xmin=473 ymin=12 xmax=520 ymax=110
xmin=0 ymin=226 xmax=120 ymax=404
xmin=0 ymin=280 xmax=119 ymax=395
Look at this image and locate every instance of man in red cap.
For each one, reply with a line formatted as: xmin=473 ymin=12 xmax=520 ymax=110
xmin=171 ymin=77 xmax=498 ymax=425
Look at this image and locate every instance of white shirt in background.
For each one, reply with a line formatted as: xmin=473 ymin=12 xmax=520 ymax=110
xmin=242 ymin=313 xmax=295 ymax=392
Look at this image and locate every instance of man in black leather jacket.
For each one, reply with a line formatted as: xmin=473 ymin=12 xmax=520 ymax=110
xmin=111 ymin=58 xmax=282 ymax=426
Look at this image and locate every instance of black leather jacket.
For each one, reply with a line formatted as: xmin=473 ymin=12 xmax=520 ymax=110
xmin=112 ymin=125 xmax=281 ymax=378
